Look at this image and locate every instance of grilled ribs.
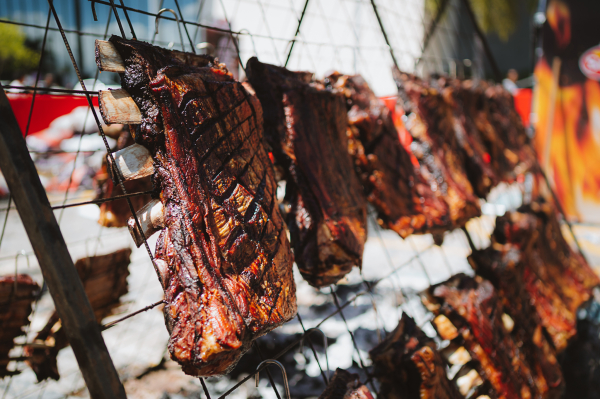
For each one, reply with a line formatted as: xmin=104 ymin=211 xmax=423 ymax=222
xmin=107 ymin=37 xmax=297 ymax=375
xmin=246 ymin=58 xmax=367 ymax=287
xmin=369 ymin=313 xmax=462 ymax=399
xmin=394 ymin=71 xmax=480 ymax=228
xmin=0 ymin=275 xmax=39 ymax=377
xmin=423 ymin=274 xmax=561 ymax=399
xmin=24 ymin=248 xmax=131 ymax=381
xmin=319 ymin=368 xmax=374 ymax=399
xmin=95 ymin=127 xmax=153 ymax=227
xmin=327 ymin=73 xmax=451 ymax=238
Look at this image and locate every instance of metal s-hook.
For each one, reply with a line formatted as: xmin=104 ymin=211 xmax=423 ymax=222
xmin=302 ymin=328 xmax=330 ymax=383
xmin=153 ymin=8 xmax=185 ymax=52
xmin=255 ymin=359 xmax=290 ymax=399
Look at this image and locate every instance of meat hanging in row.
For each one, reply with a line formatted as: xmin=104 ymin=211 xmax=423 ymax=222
xmin=246 ymin=58 xmax=368 ymax=288
xmin=0 ymin=275 xmax=39 ymax=378
xmin=327 ymin=73 xmax=452 ymax=238
xmin=369 ymin=312 xmax=463 ymax=399
xmin=394 ymin=71 xmax=482 ymax=228
xmin=24 ymin=248 xmax=131 ymax=381
xmin=101 ymin=36 xmax=297 ymax=376
xmin=422 ymin=274 xmax=564 ymax=399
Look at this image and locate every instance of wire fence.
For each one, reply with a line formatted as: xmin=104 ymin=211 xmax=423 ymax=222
xmin=0 ymin=0 xmax=553 ymax=398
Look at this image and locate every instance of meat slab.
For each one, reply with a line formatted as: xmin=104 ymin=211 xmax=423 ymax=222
xmin=423 ymin=274 xmax=563 ymax=399
xmin=369 ymin=313 xmax=462 ymax=399
xmin=106 ymin=37 xmax=297 ymax=375
xmin=0 ymin=275 xmax=39 ymax=377
xmin=394 ymin=70 xmax=481 ymax=228
xmin=328 ymin=73 xmax=451 ymax=238
xmin=24 ymin=248 xmax=131 ymax=381
xmin=491 ymin=202 xmax=599 ymax=351
xmin=318 ymin=368 xmax=374 ymax=399
xmin=246 ymin=58 xmax=367 ymax=287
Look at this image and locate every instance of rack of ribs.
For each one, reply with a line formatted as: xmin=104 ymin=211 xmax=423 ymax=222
xmin=0 ymin=275 xmax=39 ymax=377
xmin=318 ymin=368 xmax=374 ymax=399
xmin=95 ymin=37 xmax=297 ymax=375
xmin=369 ymin=313 xmax=462 ymax=399
xmin=423 ymin=274 xmax=563 ymax=399
xmin=95 ymin=126 xmax=153 ymax=227
xmin=439 ymin=78 xmax=499 ymax=198
xmin=327 ymin=73 xmax=451 ymax=238
xmin=24 ymin=248 xmax=131 ymax=381
xmin=394 ymin=70 xmax=481 ymax=229
xmin=491 ymin=202 xmax=599 ymax=351
xmin=246 ymin=58 xmax=367 ymax=287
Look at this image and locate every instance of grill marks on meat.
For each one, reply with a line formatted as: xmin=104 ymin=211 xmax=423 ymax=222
xmin=24 ymin=248 xmax=131 ymax=381
xmin=423 ymin=274 xmax=558 ymax=399
xmin=0 ymin=275 xmax=39 ymax=377
xmin=328 ymin=73 xmax=451 ymax=238
xmin=491 ymin=203 xmax=599 ymax=351
xmin=318 ymin=368 xmax=374 ymax=399
xmin=369 ymin=313 xmax=462 ymax=399
xmin=109 ymin=37 xmax=296 ymax=375
xmin=246 ymin=58 xmax=367 ymax=287
xmin=395 ymin=72 xmax=481 ymax=228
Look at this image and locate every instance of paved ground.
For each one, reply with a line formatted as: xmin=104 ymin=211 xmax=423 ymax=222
xmin=0 ymin=184 xmax=598 ymax=399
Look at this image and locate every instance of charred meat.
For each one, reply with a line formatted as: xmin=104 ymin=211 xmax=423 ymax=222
xmin=369 ymin=313 xmax=462 ymax=399
xmin=246 ymin=58 xmax=367 ymax=287
xmin=107 ymin=37 xmax=297 ymax=375
xmin=319 ymin=368 xmax=374 ymax=399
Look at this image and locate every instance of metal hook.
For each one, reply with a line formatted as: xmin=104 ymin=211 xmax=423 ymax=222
xmin=196 ymin=42 xmax=215 ymax=56
xmin=13 ymin=250 xmax=30 ymax=293
xmin=238 ymin=29 xmax=258 ymax=57
xmin=255 ymin=359 xmax=290 ymax=399
xmin=91 ymin=0 xmax=98 ymax=21
xmin=301 ymin=328 xmax=330 ymax=383
xmin=153 ymin=8 xmax=185 ymax=52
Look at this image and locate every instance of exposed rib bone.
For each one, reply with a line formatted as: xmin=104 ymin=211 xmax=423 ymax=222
xmin=95 ymin=40 xmax=125 ymax=72
xmin=128 ymin=199 xmax=164 ymax=247
xmin=99 ymin=89 xmax=142 ymax=125
xmin=108 ymin=143 xmax=154 ymax=182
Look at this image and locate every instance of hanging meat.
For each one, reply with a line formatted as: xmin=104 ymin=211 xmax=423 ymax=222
xmin=327 ymin=73 xmax=451 ymax=238
xmin=246 ymin=58 xmax=367 ymax=287
xmin=95 ymin=126 xmax=153 ymax=227
xmin=0 ymin=275 xmax=39 ymax=378
xmin=96 ymin=37 xmax=297 ymax=376
xmin=423 ymin=274 xmax=563 ymax=399
xmin=490 ymin=202 xmax=599 ymax=351
xmin=319 ymin=368 xmax=374 ymax=399
xmin=24 ymin=248 xmax=131 ymax=381
xmin=369 ymin=313 xmax=462 ymax=399
xmin=394 ymin=70 xmax=481 ymax=228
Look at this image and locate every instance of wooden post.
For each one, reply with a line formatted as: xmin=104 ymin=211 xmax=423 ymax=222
xmin=0 ymin=86 xmax=127 ymax=399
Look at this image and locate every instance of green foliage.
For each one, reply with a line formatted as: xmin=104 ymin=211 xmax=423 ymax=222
xmin=0 ymin=24 xmax=41 ymax=78
xmin=425 ymin=0 xmax=538 ymax=41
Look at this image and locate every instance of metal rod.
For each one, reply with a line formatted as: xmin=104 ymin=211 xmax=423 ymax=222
xmin=118 ymin=0 xmax=137 ymax=39
xmin=174 ymin=0 xmax=197 ymax=53
xmin=102 ymin=300 xmax=165 ymax=330
xmin=417 ymin=0 xmax=450 ymax=66
xmin=0 ymin=85 xmax=126 ymax=399
xmin=284 ymin=0 xmax=310 ymax=67
xmin=370 ymin=0 xmax=400 ymax=70
xmin=2 ymin=85 xmax=99 ymax=95
xmin=459 ymin=0 xmax=502 ymax=81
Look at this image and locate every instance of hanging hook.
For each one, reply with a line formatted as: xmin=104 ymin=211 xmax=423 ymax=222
xmin=303 ymin=328 xmax=330 ymax=383
xmin=196 ymin=42 xmax=215 ymax=56
xmin=91 ymin=0 xmax=98 ymax=21
xmin=238 ymin=29 xmax=258 ymax=57
xmin=153 ymin=8 xmax=185 ymax=52
xmin=13 ymin=250 xmax=30 ymax=294
xmin=255 ymin=359 xmax=290 ymax=399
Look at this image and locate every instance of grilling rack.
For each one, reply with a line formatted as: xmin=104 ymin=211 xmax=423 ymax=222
xmin=0 ymin=1 xmax=585 ymax=398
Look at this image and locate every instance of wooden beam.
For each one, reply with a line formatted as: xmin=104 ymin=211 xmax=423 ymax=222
xmin=0 ymin=85 xmax=127 ymax=399
xmin=108 ymin=143 xmax=154 ymax=181
xmin=99 ymin=89 xmax=142 ymax=125
xmin=95 ymin=39 xmax=125 ymax=72
xmin=128 ymin=199 xmax=164 ymax=247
